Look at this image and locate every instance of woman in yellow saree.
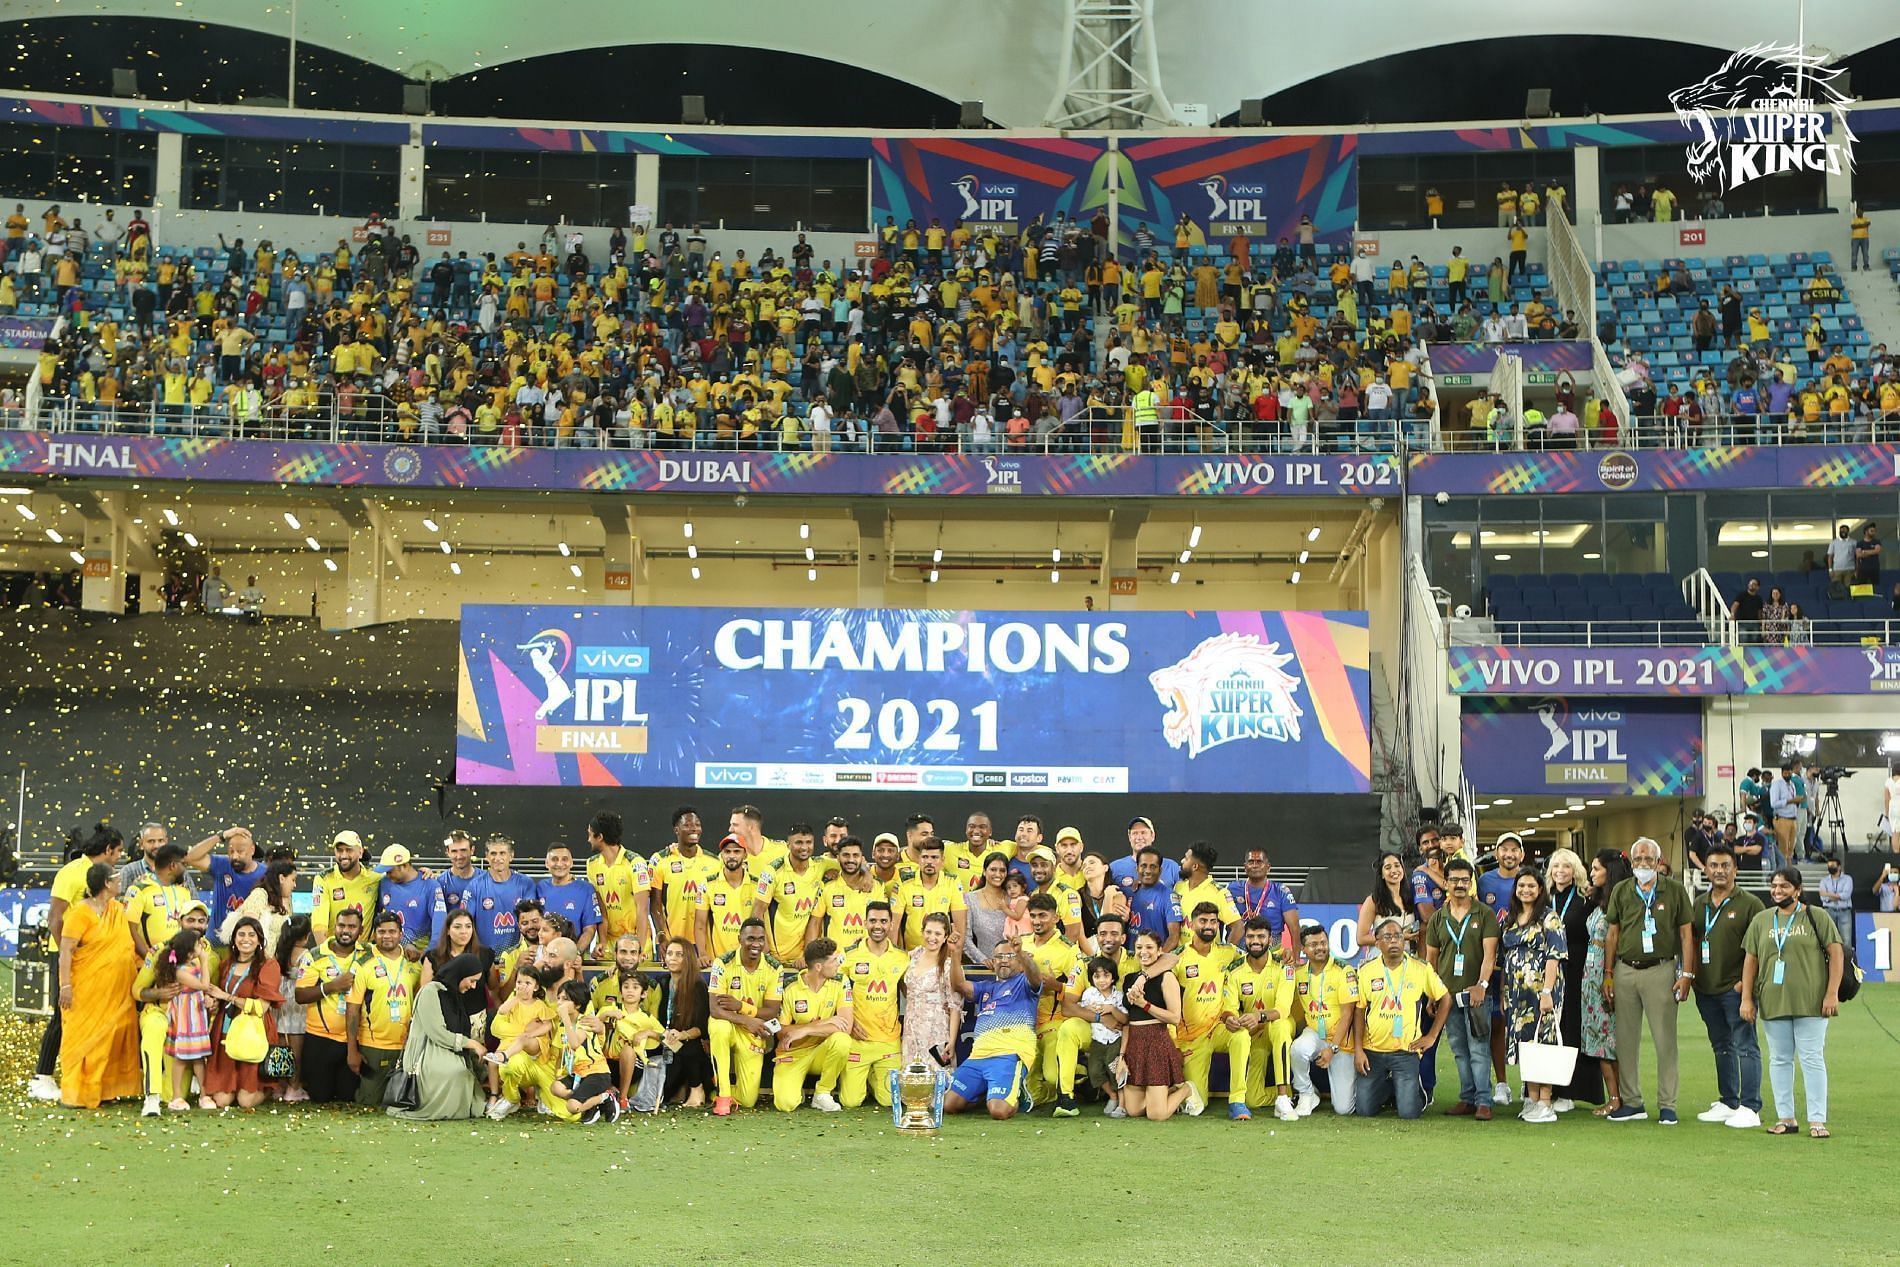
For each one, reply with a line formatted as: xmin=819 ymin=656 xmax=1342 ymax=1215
xmin=57 ymin=864 xmax=143 ymax=1108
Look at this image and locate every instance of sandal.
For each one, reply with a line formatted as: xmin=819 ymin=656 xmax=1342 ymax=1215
xmin=1592 ymin=1099 xmax=1620 ymax=1118
xmin=1767 ymin=1121 xmax=1800 ymax=1135
xmin=1809 ymin=1124 xmax=1830 ymax=1139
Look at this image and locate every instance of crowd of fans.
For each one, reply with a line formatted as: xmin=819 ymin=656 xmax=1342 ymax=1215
xmin=0 ymin=202 xmax=1589 ymax=456
xmin=36 ymin=806 xmax=1847 ymax=1134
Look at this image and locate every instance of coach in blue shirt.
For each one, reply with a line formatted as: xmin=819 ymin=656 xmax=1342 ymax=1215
xmin=465 ymin=836 xmax=539 ymax=950
xmin=1109 ymin=817 xmax=1181 ymax=890
xmin=374 ymin=844 xmax=441 ymax=954
xmin=537 ymin=843 xmax=603 ymax=955
xmin=1121 ymin=848 xmax=1183 ymax=952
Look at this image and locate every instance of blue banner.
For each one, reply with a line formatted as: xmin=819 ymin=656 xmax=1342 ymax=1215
xmin=456 ymin=606 xmax=1371 ymax=795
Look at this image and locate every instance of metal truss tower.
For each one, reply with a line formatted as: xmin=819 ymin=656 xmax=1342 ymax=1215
xmin=1043 ymin=0 xmax=1179 ymax=129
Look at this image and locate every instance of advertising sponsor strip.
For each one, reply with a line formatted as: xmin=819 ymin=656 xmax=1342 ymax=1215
xmin=1409 ymin=445 xmax=1900 ymax=495
xmin=0 ymin=433 xmax=1397 ymax=496
xmin=457 ymin=606 xmax=1372 ymax=794
xmin=1461 ymin=696 xmax=1703 ymax=795
xmin=0 ymin=316 xmax=57 ymax=350
xmin=1449 ymin=645 xmax=1900 ymax=696
xmin=1119 ymin=134 xmax=1358 ymax=247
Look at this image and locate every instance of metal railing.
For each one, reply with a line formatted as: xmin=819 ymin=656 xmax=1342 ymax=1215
xmin=1480 ymin=619 xmax=1716 ymax=647
xmin=1546 ymin=202 xmax=1597 ymax=335
xmin=1684 ymin=568 xmax=1737 ymax=644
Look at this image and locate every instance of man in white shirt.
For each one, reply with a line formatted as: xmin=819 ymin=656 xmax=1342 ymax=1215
xmin=970 ymin=404 xmax=996 ymax=452
xmin=1481 ymin=314 xmax=1506 ymax=344
xmin=1351 ymin=248 xmax=1377 ymax=310
xmin=1504 ymin=306 xmax=1529 ymax=342
xmin=807 ymin=400 xmax=833 ymax=454
xmin=94 ymin=210 xmax=123 ymax=253
xmin=1828 ymin=524 xmax=1859 ymax=585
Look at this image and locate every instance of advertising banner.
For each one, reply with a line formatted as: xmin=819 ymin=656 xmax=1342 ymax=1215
xmin=1449 ymin=645 xmax=1900 ymax=696
xmin=1121 ymin=134 xmax=1358 ymax=247
xmin=1461 ymin=697 xmax=1703 ymax=795
xmin=0 ymin=316 xmax=55 ymax=350
xmin=870 ymin=137 xmax=1104 ymax=236
xmin=1409 ymin=444 xmax=1900 ymax=496
xmin=456 ymin=607 xmax=1371 ymax=794
xmin=0 ymin=434 xmax=1399 ymax=498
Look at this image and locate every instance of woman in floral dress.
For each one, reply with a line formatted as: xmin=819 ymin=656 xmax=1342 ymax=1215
xmin=902 ymin=913 xmax=962 ymax=1067
xmin=1500 ymin=870 xmax=1567 ymax=1124
xmin=1582 ymin=849 xmax=1631 ymax=1116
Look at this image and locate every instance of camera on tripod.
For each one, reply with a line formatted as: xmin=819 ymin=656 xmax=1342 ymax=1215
xmin=1815 ymin=765 xmax=1854 ymax=788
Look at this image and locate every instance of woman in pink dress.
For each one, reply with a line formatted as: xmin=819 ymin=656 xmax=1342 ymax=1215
xmin=902 ymin=913 xmax=962 ymax=1067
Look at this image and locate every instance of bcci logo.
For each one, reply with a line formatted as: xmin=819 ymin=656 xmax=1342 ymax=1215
xmin=1670 ymin=43 xmax=1856 ymax=192
xmin=1148 ymin=633 xmax=1304 ymax=758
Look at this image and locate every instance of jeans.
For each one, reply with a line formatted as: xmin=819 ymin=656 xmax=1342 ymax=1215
xmin=1694 ymin=988 xmax=1762 ymax=1111
xmin=1825 ymin=907 xmax=1853 ymax=948
xmin=1443 ymin=1001 xmax=1491 ymax=1106
xmin=1289 ymin=1029 xmax=1358 ymax=1114
xmin=1851 ymin=238 xmax=1870 ymax=270
xmin=1356 ymin=1049 xmax=1425 ymax=1119
xmin=1762 ymin=1015 xmax=1828 ymax=1123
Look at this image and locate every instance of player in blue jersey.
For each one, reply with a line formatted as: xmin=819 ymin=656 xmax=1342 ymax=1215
xmin=944 ymin=933 xmax=1045 ymax=1120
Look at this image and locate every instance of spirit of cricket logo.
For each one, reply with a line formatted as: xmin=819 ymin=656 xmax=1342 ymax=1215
xmin=1669 ymin=42 xmax=1856 ymax=192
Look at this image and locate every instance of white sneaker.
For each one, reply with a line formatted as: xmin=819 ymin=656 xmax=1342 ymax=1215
xmin=1551 ymin=1098 xmax=1575 ymax=1113
xmin=1294 ymin=1091 xmax=1320 ymax=1118
xmin=1492 ymin=1081 xmax=1511 ymax=1105
xmin=141 ymin=1095 xmax=162 ymax=1118
xmin=810 ymin=1092 xmax=842 ymax=1113
xmin=1526 ymin=1102 xmax=1557 ymax=1123
xmin=1724 ymin=1107 xmax=1763 ymax=1130
xmin=1697 ymin=1101 xmax=1736 ymax=1123
xmin=1182 ymin=1087 xmax=1206 ymax=1117
xmin=488 ymin=1098 xmax=518 ymax=1121
xmin=27 ymin=1075 xmax=60 ymax=1102
xmin=1272 ymin=1094 xmax=1299 ymax=1122
xmin=1103 ymin=1102 xmax=1127 ymax=1119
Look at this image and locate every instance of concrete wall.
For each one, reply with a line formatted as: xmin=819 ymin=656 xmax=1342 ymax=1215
xmin=1699 ymin=694 xmax=1896 ymax=846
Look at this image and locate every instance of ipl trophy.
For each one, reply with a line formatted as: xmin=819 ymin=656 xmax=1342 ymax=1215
xmin=890 ymin=1061 xmax=948 ymax=1134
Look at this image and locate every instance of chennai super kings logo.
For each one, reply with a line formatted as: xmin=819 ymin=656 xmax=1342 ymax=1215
xmin=1148 ymin=633 xmax=1304 ymax=758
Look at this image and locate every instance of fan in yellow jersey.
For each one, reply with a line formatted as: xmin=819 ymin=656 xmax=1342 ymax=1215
xmin=648 ymin=807 xmax=720 ymax=945
xmin=895 ymin=840 xmax=968 ymax=949
xmin=1019 ymin=892 xmax=1091 ymax=1116
xmin=346 ymin=912 xmax=422 ymax=1108
xmin=549 ymin=980 xmax=619 ymax=1123
xmin=707 ymin=920 xmax=785 ymax=1115
xmin=772 ymin=938 xmax=853 ymax=1112
xmin=698 ymin=835 xmax=759 ymax=961
xmin=838 ymin=903 xmax=909 ymax=1108
xmin=1174 ymin=844 xmax=1241 ymax=943
xmin=753 ymin=823 xmax=826 ymax=966
xmin=813 ymin=837 xmax=887 ymax=945
xmin=584 ymin=811 xmax=651 ymax=956
xmin=1351 ymin=916 xmax=1451 ymax=1119
xmin=1173 ymin=903 xmax=1250 ymax=1117
xmin=1290 ymin=924 xmax=1361 ymax=1116
xmin=1222 ymin=917 xmax=1299 ymax=1120
xmin=485 ymin=970 xmax=554 ymax=1118
xmin=596 ymin=971 xmax=667 ymax=1112
xmin=310 ymin=830 xmax=382 ymax=941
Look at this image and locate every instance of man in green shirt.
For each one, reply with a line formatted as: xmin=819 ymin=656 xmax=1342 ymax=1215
xmin=1690 ymin=843 xmax=1765 ymax=1129
xmin=1601 ymin=836 xmax=1695 ymax=1124
xmin=1739 ymin=867 xmax=1843 ymax=1136
xmin=1422 ymin=857 xmax=1500 ymax=1119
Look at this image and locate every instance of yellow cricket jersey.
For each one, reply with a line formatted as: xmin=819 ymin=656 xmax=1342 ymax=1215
xmin=49 ymin=857 xmax=93 ymax=948
xmin=609 ymin=1007 xmax=664 ymax=1060
xmin=1173 ymin=878 xmax=1241 ymax=931
xmin=1295 ymin=961 xmax=1361 ymax=1049
xmin=1354 ymin=956 xmax=1447 ymax=1053
xmin=349 ymin=949 xmax=421 ymax=1049
xmin=1021 ymin=932 xmax=1083 ymax=1029
xmin=838 ymin=940 xmax=909 ymax=1044
xmin=895 ymin=876 xmax=967 ymax=949
xmin=710 ymin=950 xmax=785 ymax=1017
xmin=491 ymin=996 xmax=555 ymax=1059
xmin=1172 ymin=943 xmax=1233 ymax=1041
xmin=311 ymin=867 xmax=382 ymax=939
xmin=1224 ymin=953 xmax=1294 ymax=1022
xmin=817 ymin=876 xmax=887 ymax=944
xmin=777 ymin=974 xmax=847 ymax=1053
xmin=742 ymin=839 xmax=789 ymax=884
xmin=561 ymin=1020 xmax=609 ymax=1078
xmin=126 ymin=882 xmax=195 ymax=950
xmin=586 ymin=848 xmax=652 ymax=942
xmin=701 ymin=868 xmax=758 ymax=960
xmin=757 ymin=860 xmax=826 ymax=963
xmin=299 ymin=939 xmax=368 ymax=1041
xmin=647 ymin=847 xmax=721 ymax=942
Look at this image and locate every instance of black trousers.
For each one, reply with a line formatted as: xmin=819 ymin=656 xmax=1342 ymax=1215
xmin=302 ymin=1034 xmax=360 ymax=1104
xmin=37 ymin=1009 xmax=62 ymax=1076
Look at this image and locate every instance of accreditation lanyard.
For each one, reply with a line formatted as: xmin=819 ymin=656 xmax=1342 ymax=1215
xmin=1554 ymin=890 xmax=1575 ymax=924
xmin=1446 ymin=911 xmax=1475 ymax=979
xmin=1769 ymin=911 xmax=1796 ymax=986
xmin=1636 ymin=881 xmax=1659 ymax=953
xmin=1309 ymin=966 xmax=1331 ymax=1041
xmin=1382 ymin=965 xmax=1406 ymax=1042
xmin=1700 ymin=897 xmax=1730 ymax=966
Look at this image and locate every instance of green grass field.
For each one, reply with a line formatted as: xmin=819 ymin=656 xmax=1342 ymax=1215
xmin=7 ymin=987 xmax=1900 ymax=1265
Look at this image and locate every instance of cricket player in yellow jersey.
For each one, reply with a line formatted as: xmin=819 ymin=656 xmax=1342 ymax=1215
xmin=1174 ymin=843 xmax=1242 ymax=943
xmin=838 ymin=902 xmax=909 ymax=1107
xmin=1223 ymin=916 xmax=1298 ymax=1120
xmin=1291 ymin=922 xmax=1360 ymax=1115
xmin=772 ymin=937 xmax=852 ymax=1112
xmin=584 ymin=811 xmax=651 ymax=955
xmin=648 ymin=807 xmax=720 ymax=944
xmin=707 ymin=919 xmax=785 ymax=1115
xmin=1352 ymin=916 xmax=1450 ymax=1119
xmin=1173 ymin=902 xmax=1248 ymax=1116
xmin=310 ymin=830 xmax=382 ymax=941
xmin=947 ymin=811 xmax=997 ymax=889
xmin=698 ymin=835 xmax=757 ymax=961
xmin=1026 ymin=847 xmax=1085 ymax=942
xmin=753 ymin=823 xmax=825 ymax=966
xmin=896 ymin=839 xmax=968 ymax=949
xmin=1019 ymin=891 xmax=1090 ymax=1116
xmin=813 ymin=837 xmax=886 ymax=945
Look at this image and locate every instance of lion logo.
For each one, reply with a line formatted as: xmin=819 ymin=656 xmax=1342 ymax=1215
xmin=1148 ymin=633 xmax=1304 ymax=758
xmin=1669 ymin=42 xmax=1855 ymax=190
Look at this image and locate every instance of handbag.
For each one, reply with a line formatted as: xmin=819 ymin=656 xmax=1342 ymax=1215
xmin=263 ymin=1044 xmax=296 ymax=1081
xmin=222 ymin=1004 xmax=269 ymax=1064
xmin=382 ymin=1061 xmax=421 ymax=1112
xmin=1518 ymin=1040 xmax=1579 ymax=1086
xmin=1805 ymin=903 xmax=1862 ymax=1003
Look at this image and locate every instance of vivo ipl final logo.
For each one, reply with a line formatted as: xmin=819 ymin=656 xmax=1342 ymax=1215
xmin=1198 ymin=175 xmax=1269 ymax=236
xmin=952 ymin=175 xmax=1018 ymax=228
xmin=1670 ymin=42 xmax=1856 ymax=192
xmin=515 ymin=627 xmax=652 ymax=755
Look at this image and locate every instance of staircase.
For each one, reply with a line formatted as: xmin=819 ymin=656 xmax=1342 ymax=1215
xmin=1839 ymin=263 xmax=1900 ymax=354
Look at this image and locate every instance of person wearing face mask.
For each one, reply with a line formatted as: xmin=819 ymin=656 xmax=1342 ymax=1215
xmin=1601 ymin=837 xmax=1696 ymax=1124
xmin=1740 ymin=868 xmax=1843 ymax=1137
xmin=1817 ymin=855 xmax=1853 ymax=948
xmin=1689 ymin=843 xmax=1767 ymax=1130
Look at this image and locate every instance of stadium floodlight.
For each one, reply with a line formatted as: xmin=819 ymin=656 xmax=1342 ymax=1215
xmin=1290 ymin=570 xmax=1302 ymax=584
xmin=182 ymin=532 xmax=199 ymax=548
xmin=687 ymin=545 xmax=698 ymax=559
xmin=570 ymin=564 xmax=583 ymax=578
xmin=68 ymin=550 xmax=84 ymax=566
xmin=440 ymin=541 xmax=452 ymax=554
xmin=162 ymin=508 xmax=180 ymax=525
xmin=422 ymin=517 xmax=439 ymax=533
xmin=45 ymin=529 xmax=61 ymax=544
xmin=283 ymin=511 xmax=301 ymax=531
xmin=558 ymin=542 xmax=571 ymax=557
xmin=1178 ymin=549 xmax=1190 ymax=563
xmin=1299 ymin=550 xmax=1310 ymax=564
xmin=800 ymin=523 xmax=810 ymax=539
xmin=325 ymin=558 xmax=340 ymax=573
xmin=805 ymin=547 xmax=815 ymax=561
xmin=1050 ymin=570 xmax=1061 ymax=584
xmin=1169 ymin=570 xmax=1180 ymax=584
xmin=304 ymin=536 xmax=320 ymax=551
xmin=928 ymin=569 xmax=939 ymax=583
xmin=690 ymin=566 xmax=701 ymax=580
xmin=932 ymin=547 xmax=943 ymax=563
xmin=807 ymin=568 xmax=818 ymax=582
xmin=683 ymin=520 xmax=694 ymax=539
xmin=1189 ymin=524 xmax=1202 ymax=549
xmin=14 ymin=504 xmax=35 ymax=520
xmin=448 ymin=561 xmax=460 ymax=575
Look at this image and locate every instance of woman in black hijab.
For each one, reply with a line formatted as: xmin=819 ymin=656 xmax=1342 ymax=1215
xmin=389 ymin=953 xmax=486 ymax=1120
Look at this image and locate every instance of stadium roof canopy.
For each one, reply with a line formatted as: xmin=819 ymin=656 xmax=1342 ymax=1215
xmin=8 ymin=0 xmax=1898 ymax=126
